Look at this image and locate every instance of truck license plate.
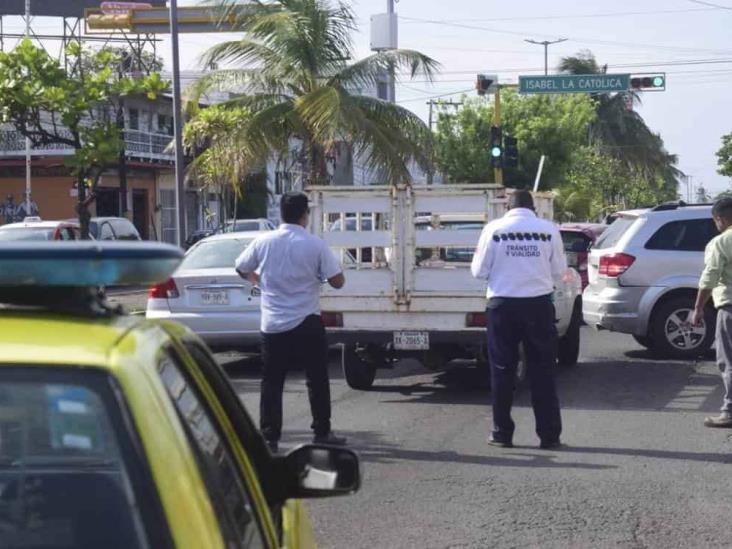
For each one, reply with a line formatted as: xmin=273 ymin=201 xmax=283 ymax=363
xmin=201 ymin=290 xmax=229 ymax=306
xmin=393 ymin=331 xmax=429 ymax=350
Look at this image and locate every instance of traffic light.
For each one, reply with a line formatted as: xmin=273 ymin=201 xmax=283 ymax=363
xmin=630 ymin=74 xmax=666 ymax=91
xmin=476 ymin=74 xmax=498 ymax=96
xmin=490 ymin=125 xmax=503 ymax=168
xmin=504 ymin=136 xmax=519 ymax=168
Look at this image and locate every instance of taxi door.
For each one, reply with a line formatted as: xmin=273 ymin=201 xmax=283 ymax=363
xmin=163 ymin=338 xmax=318 ymax=549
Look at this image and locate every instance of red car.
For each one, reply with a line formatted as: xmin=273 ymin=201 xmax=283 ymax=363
xmin=560 ymin=223 xmax=607 ymax=290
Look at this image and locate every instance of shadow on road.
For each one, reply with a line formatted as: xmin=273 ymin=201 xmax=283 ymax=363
xmin=281 ymin=429 xmax=615 ymax=470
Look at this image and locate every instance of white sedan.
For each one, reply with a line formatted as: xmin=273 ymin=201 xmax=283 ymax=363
xmin=146 ymin=231 xmax=265 ymax=351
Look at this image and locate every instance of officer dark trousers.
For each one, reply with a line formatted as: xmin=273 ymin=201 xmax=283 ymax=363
xmin=485 ymin=295 xmax=562 ymax=444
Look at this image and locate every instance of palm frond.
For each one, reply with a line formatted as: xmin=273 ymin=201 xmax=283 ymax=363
xmin=333 ymin=50 xmax=439 ymax=90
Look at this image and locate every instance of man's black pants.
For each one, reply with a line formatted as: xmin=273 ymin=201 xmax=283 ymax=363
xmin=260 ymin=314 xmax=331 ymax=443
xmin=485 ymin=296 xmax=562 ymax=444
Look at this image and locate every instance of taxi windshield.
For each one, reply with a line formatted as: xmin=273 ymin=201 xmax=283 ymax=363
xmin=0 ymin=227 xmax=54 ymax=241
xmin=0 ymin=369 xmax=161 ymax=548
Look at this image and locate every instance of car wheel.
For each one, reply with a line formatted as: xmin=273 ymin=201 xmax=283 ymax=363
xmin=558 ymin=299 xmax=581 ymax=367
xmin=342 ymin=345 xmax=377 ymax=390
xmin=632 ymin=334 xmax=654 ymax=349
xmin=649 ymin=297 xmax=715 ymax=359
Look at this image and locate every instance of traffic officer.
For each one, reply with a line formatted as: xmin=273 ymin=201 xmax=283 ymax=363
xmin=471 ymin=189 xmax=567 ymax=449
xmin=235 ymin=192 xmax=347 ymax=453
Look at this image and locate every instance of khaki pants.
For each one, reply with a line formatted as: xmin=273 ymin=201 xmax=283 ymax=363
xmin=715 ymin=307 xmax=732 ymax=412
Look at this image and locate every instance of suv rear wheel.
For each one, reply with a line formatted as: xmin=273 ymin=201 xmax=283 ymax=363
xmin=649 ymin=297 xmax=715 ymax=358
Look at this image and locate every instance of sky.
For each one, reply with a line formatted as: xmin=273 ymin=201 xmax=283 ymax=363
xmin=5 ymin=0 xmax=732 ymax=195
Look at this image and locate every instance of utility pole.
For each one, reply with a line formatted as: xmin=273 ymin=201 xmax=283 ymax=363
xmin=525 ymin=38 xmax=568 ymax=75
xmin=170 ymin=0 xmax=187 ymax=247
xmin=386 ymin=0 xmax=396 ymax=103
xmin=24 ymin=0 xmax=31 ymax=218
xmin=493 ymin=86 xmax=503 ymax=185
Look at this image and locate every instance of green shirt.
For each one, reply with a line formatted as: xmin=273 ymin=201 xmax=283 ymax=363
xmin=699 ymin=227 xmax=732 ymax=308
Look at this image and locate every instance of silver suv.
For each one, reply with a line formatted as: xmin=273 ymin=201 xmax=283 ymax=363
xmin=583 ymin=203 xmax=718 ymax=358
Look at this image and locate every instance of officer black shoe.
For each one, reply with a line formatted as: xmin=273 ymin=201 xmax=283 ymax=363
xmin=539 ymin=439 xmax=563 ymax=450
xmin=266 ymin=439 xmax=279 ymax=453
xmin=313 ymin=432 xmax=348 ymax=446
xmin=487 ymin=435 xmax=513 ymax=448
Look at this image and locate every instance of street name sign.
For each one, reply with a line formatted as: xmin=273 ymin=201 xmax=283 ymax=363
xmin=519 ymin=74 xmax=631 ymax=94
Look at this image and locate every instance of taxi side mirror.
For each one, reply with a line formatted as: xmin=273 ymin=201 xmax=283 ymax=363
xmin=283 ymin=444 xmax=360 ymax=499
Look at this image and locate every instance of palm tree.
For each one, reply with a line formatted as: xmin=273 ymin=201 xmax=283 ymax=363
xmin=558 ymin=50 xmax=682 ymax=187
xmin=190 ymin=0 xmax=439 ymax=186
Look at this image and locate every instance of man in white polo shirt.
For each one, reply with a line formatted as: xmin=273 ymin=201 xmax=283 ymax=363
xmin=471 ymin=190 xmax=567 ymax=450
xmin=235 ymin=192 xmax=346 ymax=453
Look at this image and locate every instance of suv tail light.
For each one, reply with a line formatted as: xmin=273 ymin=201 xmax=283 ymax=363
xmin=466 ymin=312 xmax=486 ymax=327
xmin=599 ymin=253 xmax=635 ymax=277
xmin=321 ymin=312 xmax=343 ymax=327
xmin=149 ymin=278 xmax=179 ymax=299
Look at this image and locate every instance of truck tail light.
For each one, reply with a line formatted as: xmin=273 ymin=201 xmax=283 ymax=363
xmin=466 ymin=312 xmax=486 ymax=327
xmin=321 ymin=312 xmax=343 ymax=327
xmin=149 ymin=278 xmax=179 ymax=299
xmin=599 ymin=253 xmax=635 ymax=277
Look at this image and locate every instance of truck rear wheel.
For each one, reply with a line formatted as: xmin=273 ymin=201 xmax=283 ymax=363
xmin=342 ymin=345 xmax=376 ymax=390
xmin=557 ymin=299 xmax=581 ymax=367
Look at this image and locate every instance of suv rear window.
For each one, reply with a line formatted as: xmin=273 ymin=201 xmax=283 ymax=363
xmin=593 ymin=217 xmax=637 ymax=250
xmin=645 ymin=219 xmax=718 ymax=252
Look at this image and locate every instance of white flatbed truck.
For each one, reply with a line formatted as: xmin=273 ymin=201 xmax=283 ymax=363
xmin=308 ymin=184 xmax=583 ymax=390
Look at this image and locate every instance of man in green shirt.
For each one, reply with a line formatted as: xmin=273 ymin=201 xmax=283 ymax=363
xmin=693 ymin=197 xmax=732 ymax=427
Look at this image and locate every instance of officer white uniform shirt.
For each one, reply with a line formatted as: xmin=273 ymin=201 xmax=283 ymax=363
xmin=235 ymin=223 xmax=342 ymax=333
xmin=471 ymin=208 xmax=567 ymax=298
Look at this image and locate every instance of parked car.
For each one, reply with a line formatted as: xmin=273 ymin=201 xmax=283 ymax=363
xmin=185 ymin=227 xmax=217 ymax=249
xmin=223 ymin=218 xmax=276 ymax=233
xmin=89 ymin=217 xmax=142 ymax=241
xmin=583 ymin=202 xmax=718 ymax=358
xmin=0 ymin=218 xmax=83 ymax=241
xmin=560 ymin=223 xmax=607 ymax=290
xmin=146 ymin=231 xmax=266 ymax=351
xmin=0 ymin=241 xmax=359 ymax=548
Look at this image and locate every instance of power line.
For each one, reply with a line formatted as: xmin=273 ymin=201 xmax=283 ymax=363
xmin=407 ymin=7 xmax=718 ymax=23
xmin=400 ymin=16 xmax=732 ymax=56
xmin=688 ymin=0 xmax=732 ymax=11
xmin=396 ymin=88 xmax=473 ymax=104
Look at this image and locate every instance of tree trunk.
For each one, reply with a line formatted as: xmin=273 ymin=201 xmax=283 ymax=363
xmin=76 ymin=175 xmax=92 ymax=240
xmin=117 ymin=105 xmax=129 ymax=218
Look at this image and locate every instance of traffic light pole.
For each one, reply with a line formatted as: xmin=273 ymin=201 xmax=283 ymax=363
xmin=493 ymin=86 xmax=503 ymax=185
xmin=170 ymin=0 xmax=187 ymax=247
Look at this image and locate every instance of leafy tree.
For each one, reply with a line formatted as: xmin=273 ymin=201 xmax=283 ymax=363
xmin=718 ymin=133 xmax=732 ymax=179
xmin=0 ymin=39 xmax=167 ymax=237
xmin=183 ymin=104 xmax=254 ymax=227
xmin=434 ymin=92 xmax=596 ymax=188
xmin=190 ymin=0 xmax=438 ymax=186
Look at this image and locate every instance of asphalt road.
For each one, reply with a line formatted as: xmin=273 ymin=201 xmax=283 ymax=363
xmin=219 ymin=328 xmax=732 ymax=549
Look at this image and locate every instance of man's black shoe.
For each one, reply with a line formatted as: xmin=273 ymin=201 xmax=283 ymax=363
xmin=539 ymin=440 xmax=562 ymax=450
xmin=266 ymin=440 xmax=279 ymax=453
xmin=313 ymin=432 xmax=348 ymax=446
xmin=487 ymin=436 xmax=513 ymax=448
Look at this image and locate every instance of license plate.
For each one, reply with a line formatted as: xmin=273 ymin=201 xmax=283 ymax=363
xmin=201 ymin=290 xmax=229 ymax=306
xmin=393 ymin=331 xmax=429 ymax=350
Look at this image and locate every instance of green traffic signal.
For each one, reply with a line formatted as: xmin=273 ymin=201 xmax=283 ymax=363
xmin=491 ymin=146 xmax=502 ymax=158
xmin=653 ymin=76 xmax=664 ymax=87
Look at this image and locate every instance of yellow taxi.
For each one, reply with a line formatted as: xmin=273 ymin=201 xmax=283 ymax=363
xmin=0 ymin=242 xmax=360 ymax=549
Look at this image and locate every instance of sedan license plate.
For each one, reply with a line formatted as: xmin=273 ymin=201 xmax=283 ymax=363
xmin=393 ymin=331 xmax=429 ymax=350
xmin=201 ymin=290 xmax=229 ymax=306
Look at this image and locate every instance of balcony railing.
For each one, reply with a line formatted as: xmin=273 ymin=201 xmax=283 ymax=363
xmin=0 ymin=129 xmax=174 ymax=162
